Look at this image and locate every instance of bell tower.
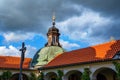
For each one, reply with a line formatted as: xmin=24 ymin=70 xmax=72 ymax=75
xmin=31 ymin=15 xmax=64 ymax=67
xmin=45 ymin=15 xmax=61 ymax=47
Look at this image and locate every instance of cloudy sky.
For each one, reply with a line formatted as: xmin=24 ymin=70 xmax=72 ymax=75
xmin=0 ymin=0 xmax=120 ymax=58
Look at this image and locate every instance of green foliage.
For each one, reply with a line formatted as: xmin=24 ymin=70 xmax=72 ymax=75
xmin=57 ymin=70 xmax=64 ymax=80
xmin=29 ymin=72 xmax=37 ymax=80
xmin=37 ymin=72 xmax=44 ymax=80
xmin=1 ymin=70 xmax=12 ymax=80
xmin=81 ymin=68 xmax=91 ymax=80
xmin=113 ymin=61 xmax=120 ymax=80
xmin=0 ymin=75 xmax=2 ymax=80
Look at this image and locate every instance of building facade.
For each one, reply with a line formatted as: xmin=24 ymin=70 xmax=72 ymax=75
xmin=35 ymin=16 xmax=120 ymax=80
xmin=39 ymin=40 xmax=120 ymax=80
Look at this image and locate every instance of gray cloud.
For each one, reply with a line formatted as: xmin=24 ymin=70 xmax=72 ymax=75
xmin=91 ymin=20 xmax=120 ymax=40
xmin=58 ymin=8 xmax=120 ymax=45
xmin=0 ymin=0 xmax=120 ymax=44
xmin=70 ymin=0 xmax=120 ymax=18
xmin=0 ymin=0 xmax=80 ymax=34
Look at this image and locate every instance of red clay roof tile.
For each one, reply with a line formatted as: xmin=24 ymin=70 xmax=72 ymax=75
xmin=0 ymin=56 xmax=32 ymax=69
xmin=44 ymin=40 xmax=120 ymax=68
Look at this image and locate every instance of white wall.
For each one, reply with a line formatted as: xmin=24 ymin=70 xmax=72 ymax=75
xmin=41 ymin=60 xmax=119 ymax=80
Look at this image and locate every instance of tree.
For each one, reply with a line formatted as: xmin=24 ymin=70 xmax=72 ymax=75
xmin=113 ymin=61 xmax=120 ymax=80
xmin=0 ymin=75 xmax=2 ymax=80
xmin=37 ymin=72 xmax=44 ymax=80
xmin=81 ymin=68 xmax=91 ymax=80
xmin=57 ymin=70 xmax=64 ymax=80
xmin=1 ymin=70 xmax=12 ymax=80
xmin=29 ymin=72 xmax=37 ymax=80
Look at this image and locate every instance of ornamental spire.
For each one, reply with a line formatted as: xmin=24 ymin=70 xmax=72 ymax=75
xmin=52 ymin=12 xmax=56 ymax=27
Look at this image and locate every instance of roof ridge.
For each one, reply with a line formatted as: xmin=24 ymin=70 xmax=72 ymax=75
xmin=91 ymin=40 xmax=117 ymax=47
xmin=0 ymin=55 xmax=32 ymax=59
xmin=63 ymin=40 xmax=118 ymax=54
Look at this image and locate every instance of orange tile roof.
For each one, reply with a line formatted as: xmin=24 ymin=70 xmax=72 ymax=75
xmin=44 ymin=40 xmax=120 ymax=68
xmin=0 ymin=56 xmax=32 ymax=69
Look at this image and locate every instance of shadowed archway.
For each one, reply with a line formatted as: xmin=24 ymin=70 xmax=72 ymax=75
xmin=97 ymin=73 xmax=107 ymax=80
xmin=65 ymin=70 xmax=82 ymax=80
xmin=45 ymin=72 xmax=57 ymax=80
xmin=92 ymin=67 xmax=117 ymax=80
xmin=10 ymin=73 xmax=29 ymax=80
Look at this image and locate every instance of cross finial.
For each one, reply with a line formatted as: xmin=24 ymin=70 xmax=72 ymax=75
xmin=52 ymin=12 xmax=56 ymax=22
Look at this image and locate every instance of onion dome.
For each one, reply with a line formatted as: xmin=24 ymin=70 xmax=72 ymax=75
xmin=31 ymin=46 xmax=64 ymax=68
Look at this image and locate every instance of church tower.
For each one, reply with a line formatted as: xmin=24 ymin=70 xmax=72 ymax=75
xmin=31 ymin=15 xmax=64 ymax=68
xmin=45 ymin=15 xmax=61 ymax=47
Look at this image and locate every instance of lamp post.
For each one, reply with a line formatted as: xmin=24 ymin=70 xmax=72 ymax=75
xmin=19 ymin=42 xmax=26 ymax=80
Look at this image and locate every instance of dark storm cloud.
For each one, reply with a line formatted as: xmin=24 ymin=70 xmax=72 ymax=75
xmin=89 ymin=19 xmax=120 ymax=40
xmin=64 ymin=0 xmax=120 ymax=42
xmin=70 ymin=0 xmax=120 ymax=18
xmin=0 ymin=0 xmax=120 ymax=42
xmin=0 ymin=0 xmax=80 ymax=34
xmin=58 ymin=7 xmax=120 ymax=44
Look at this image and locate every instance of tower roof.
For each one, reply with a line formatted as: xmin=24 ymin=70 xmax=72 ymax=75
xmin=47 ymin=15 xmax=60 ymax=36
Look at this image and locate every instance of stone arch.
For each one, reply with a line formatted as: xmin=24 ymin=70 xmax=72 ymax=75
xmin=92 ymin=67 xmax=117 ymax=80
xmin=10 ymin=73 xmax=29 ymax=80
xmin=64 ymin=70 xmax=82 ymax=80
xmin=45 ymin=72 xmax=58 ymax=80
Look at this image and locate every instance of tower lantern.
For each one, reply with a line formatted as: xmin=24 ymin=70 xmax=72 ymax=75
xmin=46 ymin=15 xmax=61 ymax=47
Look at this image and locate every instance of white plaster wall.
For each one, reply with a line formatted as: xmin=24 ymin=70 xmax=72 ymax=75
xmin=41 ymin=60 xmax=119 ymax=80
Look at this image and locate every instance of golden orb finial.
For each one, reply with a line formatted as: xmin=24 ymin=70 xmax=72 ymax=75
xmin=52 ymin=12 xmax=56 ymax=27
